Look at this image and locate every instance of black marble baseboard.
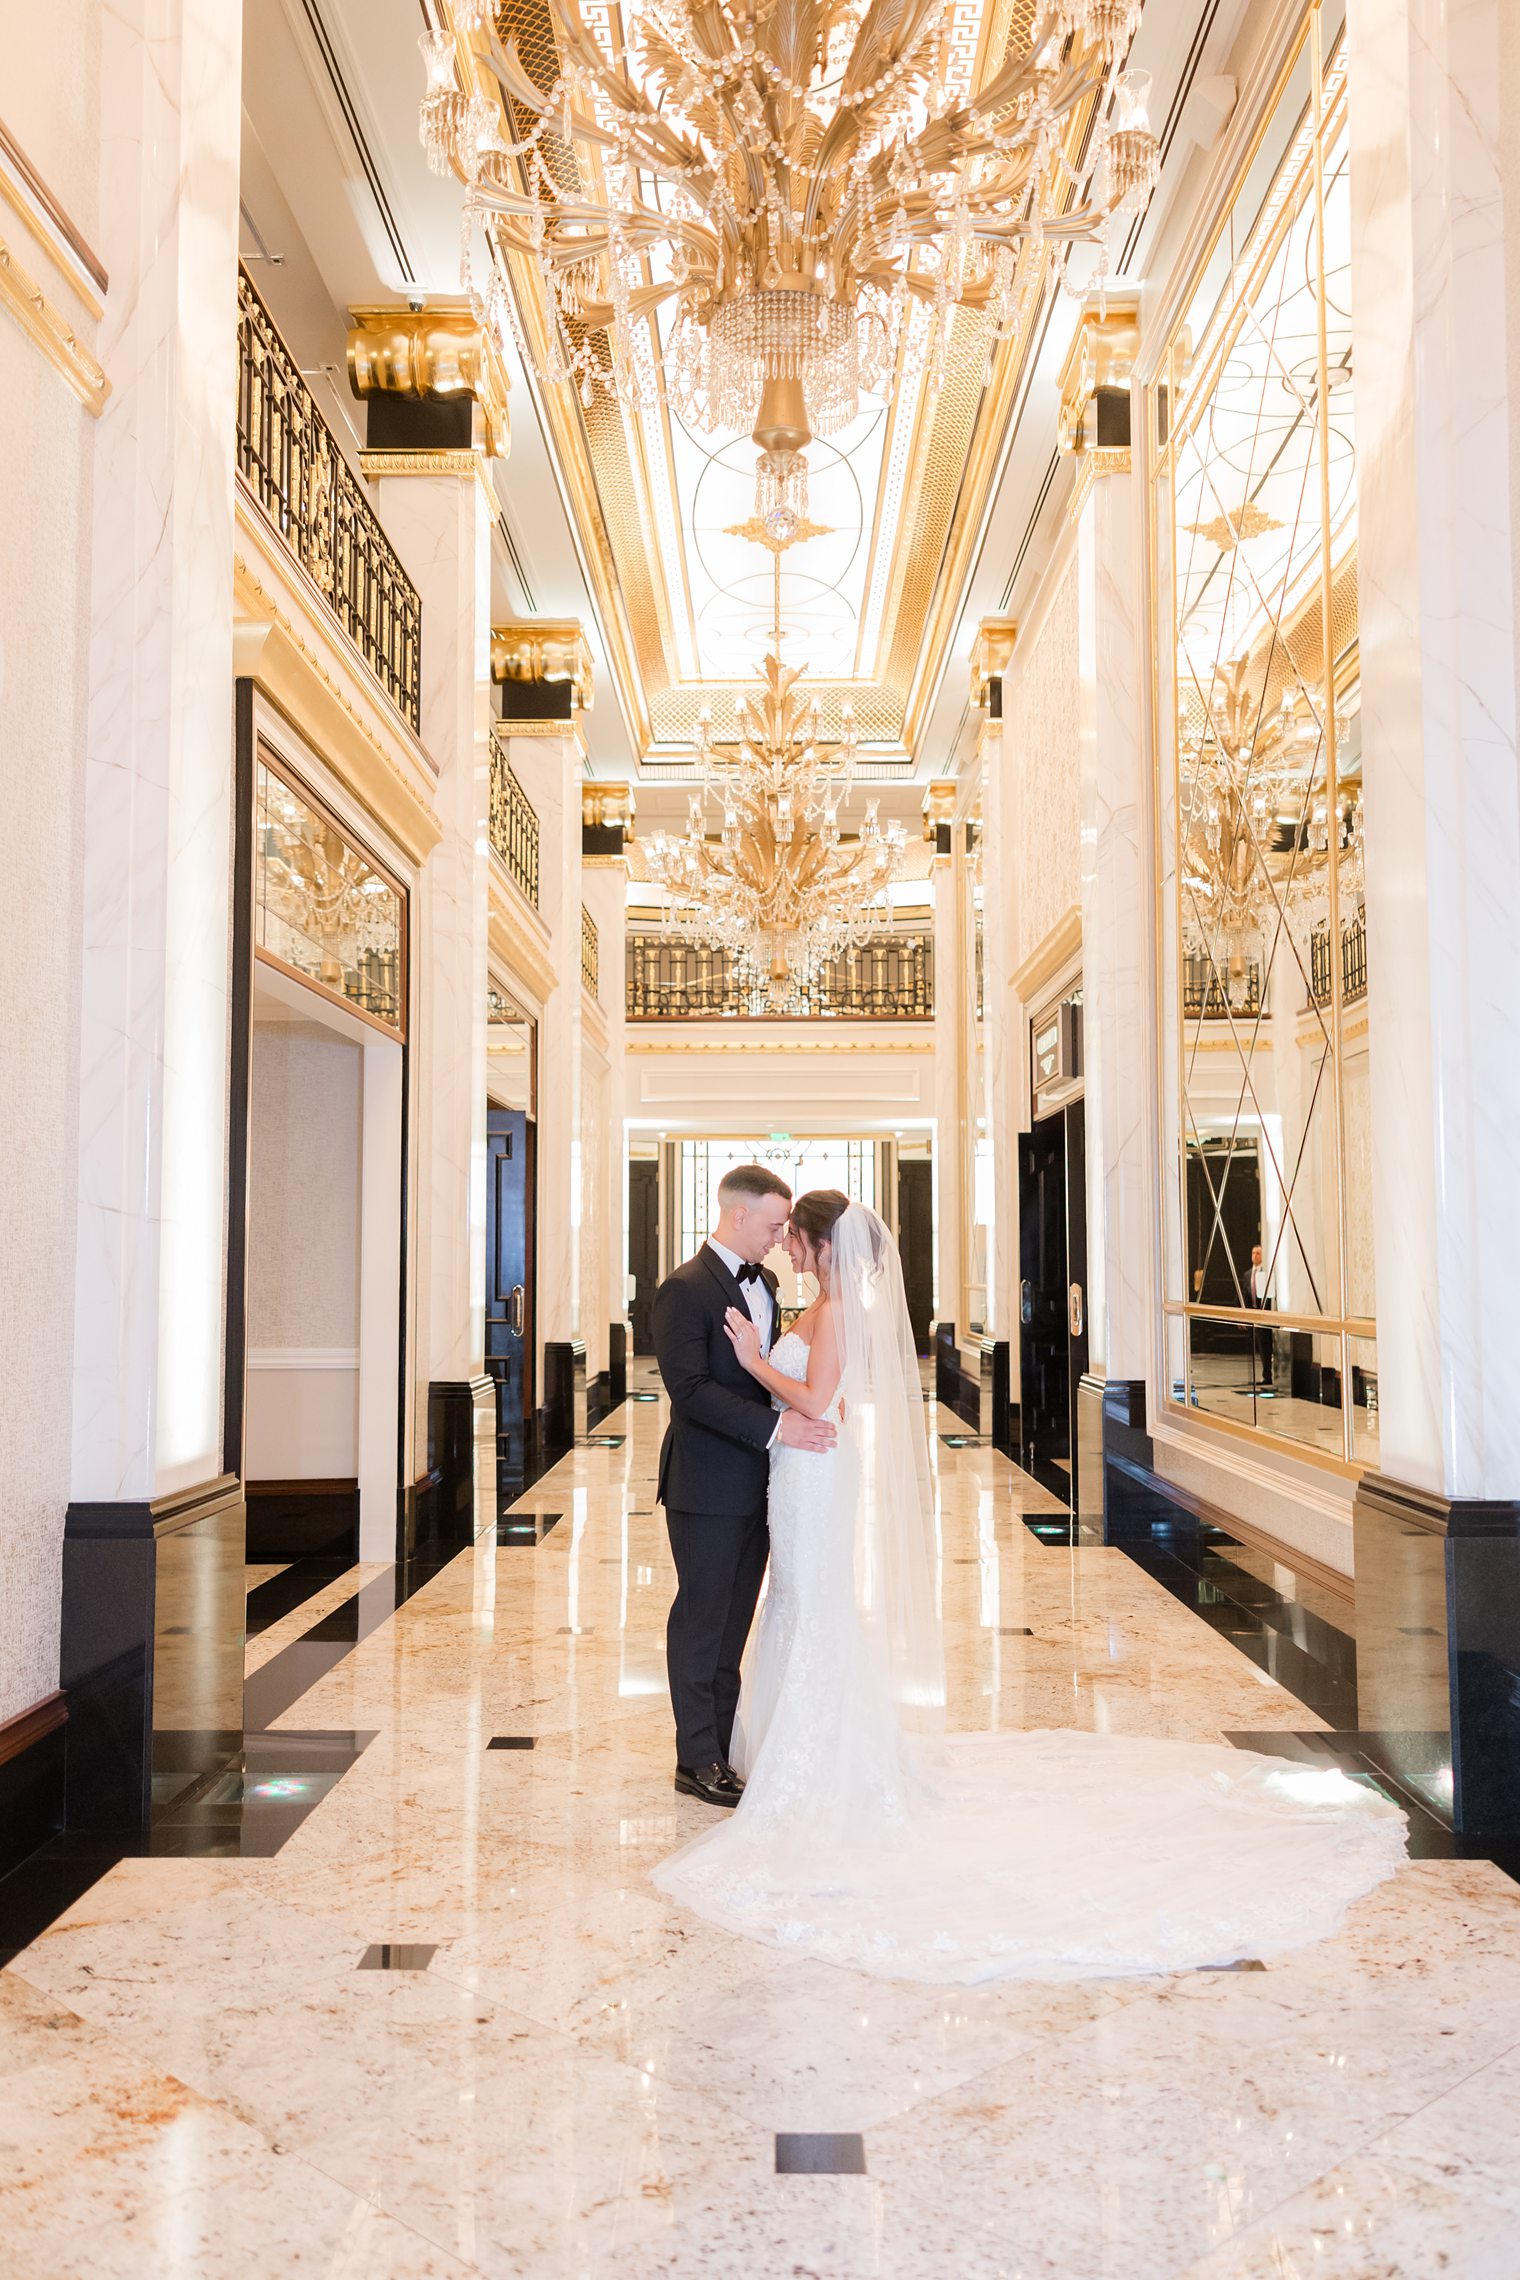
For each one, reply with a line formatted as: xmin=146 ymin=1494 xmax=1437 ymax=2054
xmin=586 ymin=1370 xmax=614 ymax=1431
xmin=246 ymin=1482 xmax=358 ymax=1564
xmin=1354 ymin=1472 xmax=1520 ymax=1837
xmin=402 ymin=1377 xmax=494 ymax=1561
xmin=541 ymin=1340 xmax=584 ymax=1448
xmin=981 ymin=1339 xmax=1014 ymax=1456
xmin=934 ymin=1323 xmax=981 ymax=1428
xmin=0 ymin=1695 xmax=68 ymax=1881
xmin=608 ymin=1322 xmax=628 ymax=1410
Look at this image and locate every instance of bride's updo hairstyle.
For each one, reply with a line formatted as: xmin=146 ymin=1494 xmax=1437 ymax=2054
xmin=789 ymin=1188 xmax=851 ymax=1273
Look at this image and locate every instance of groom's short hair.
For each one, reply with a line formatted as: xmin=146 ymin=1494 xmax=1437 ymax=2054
xmin=717 ymin=1163 xmax=792 ymax=1208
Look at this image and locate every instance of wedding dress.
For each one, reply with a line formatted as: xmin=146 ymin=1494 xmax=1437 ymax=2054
xmin=651 ymin=1208 xmax=1406 ymax=1986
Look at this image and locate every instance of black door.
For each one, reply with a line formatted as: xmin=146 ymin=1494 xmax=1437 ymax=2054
xmin=1018 ymin=1112 xmax=1071 ymax=1493
xmin=1064 ymin=1097 xmax=1089 ymax=1509
xmin=486 ymin=1107 xmax=535 ymax=1496
xmin=1186 ymin=1137 xmax=1260 ymax=1358
xmin=628 ymin=1159 xmax=659 ymax=1355
xmin=897 ymin=1159 xmax=934 ymax=1355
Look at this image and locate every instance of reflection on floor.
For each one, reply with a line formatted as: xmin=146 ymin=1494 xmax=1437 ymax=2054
xmin=4 ymin=1378 xmax=1520 ymax=2276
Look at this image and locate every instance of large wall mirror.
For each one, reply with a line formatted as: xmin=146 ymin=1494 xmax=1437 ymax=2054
xmin=1151 ymin=0 xmax=1374 ymax=1468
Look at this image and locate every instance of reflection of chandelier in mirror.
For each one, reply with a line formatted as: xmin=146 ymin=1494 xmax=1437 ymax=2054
xmin=1179 ymin=658 xmax=1364 ymax=1007
xmin=643 ymin=549 xmax=906 ymax=1008
xmin=422 ymin=0 xmax=1158 ymax=516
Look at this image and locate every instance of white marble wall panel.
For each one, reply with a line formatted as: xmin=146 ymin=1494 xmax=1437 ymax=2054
xmin=1076 ymin=470 xmax=1155 ymax=1384
xmin=581 ymin=862 xmax=629 ymax=1367
xmin=978 ymin=724 xmax=1022 ymax=1345
xmin=71 ymin=0 xmax=242 ymax=1504
xmin=509 ymin=733 xmax=581 ymax=1352
xmin=377 ymin=471 xmax=493 ymax=1396
xmin=1349 ymin=0 xmax=1520 ymax=1500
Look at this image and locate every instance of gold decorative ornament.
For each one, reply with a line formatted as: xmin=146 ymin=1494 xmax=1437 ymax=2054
xmin=970 ymin=617 xmax=1018 ymax=706
xmin=347 ymin=304 xmax=511 ymax=456
xmin=1056 ymin=292 xmax=1140 ymax=452
xmin=491 ymin=618 xmax=595 ymax=709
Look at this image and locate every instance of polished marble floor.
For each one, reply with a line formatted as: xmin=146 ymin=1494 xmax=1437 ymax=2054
xmin=6 ymin=1377 xmax=1520 ymax=2277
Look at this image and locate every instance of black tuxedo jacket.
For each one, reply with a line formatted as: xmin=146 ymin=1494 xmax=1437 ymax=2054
xmin=654 ymin=1246 xmax=780 ymax=1515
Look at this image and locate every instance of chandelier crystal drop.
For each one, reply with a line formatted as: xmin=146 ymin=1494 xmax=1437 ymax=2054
xmin=419 ymin=0 xmax=1159 ymax=451
xmin=644 ymin=646 xmax=906 ymax=1011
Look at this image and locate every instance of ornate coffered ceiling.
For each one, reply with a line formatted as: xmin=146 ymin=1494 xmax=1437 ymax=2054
xmin=450 ymin=0 xmax=1105 ymax=773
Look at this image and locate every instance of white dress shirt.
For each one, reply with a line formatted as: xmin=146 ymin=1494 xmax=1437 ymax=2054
xmin=708 ymin=1237 xmax=781 ymax=1446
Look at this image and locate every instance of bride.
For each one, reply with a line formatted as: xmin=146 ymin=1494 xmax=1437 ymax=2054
xmin=650 ymin=1191 xmax=1406 ymax=1985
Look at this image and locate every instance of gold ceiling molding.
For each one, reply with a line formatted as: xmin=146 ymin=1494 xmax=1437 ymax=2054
xmin=347 ymin=304 xmax=510 ymax=456
xmin=970 ymin=618 xmax=1018 ymax=706
xmin=233 ymin=550 xmax=442 ymax=864
xmin=1057 ymin=295 xmax=1141 ymax=453
xmin=650 ymin=679 xmax=902 ymax=749
xmin=492 ymin=618 xmax=595 ymax=709
xmin=899 ymin=81 xmax=1107 ymax=755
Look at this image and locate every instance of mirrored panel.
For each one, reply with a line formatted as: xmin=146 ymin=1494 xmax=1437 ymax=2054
xmin=254 ymin=752 xmax=405 ymax=1034
xmin=1155 ymin=6 xmax=1369 ymax=1466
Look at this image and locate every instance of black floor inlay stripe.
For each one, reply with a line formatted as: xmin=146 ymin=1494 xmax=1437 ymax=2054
xmin=0 ymin=1727 xmax=375 ymax=1965
xmin=1000 ymin=1626 xmax=1034 ymax=1637
xmin=245 ymin=1557 xmax=351 ymax=1637
xmin=1120 ymin=1527 xmax=1358 ymax=1725
xmin=358 ymin=1943 xmax=437 ymax=1971
xmin=244 ymin=1543 xmax=464 ymax=1732
xmin=488 ymin=1737 xmax=535 ymax=1750
xmin=497 ymin=1512 xmax=563 ymax=1545
xmin=776 ymin=2133 xmax=867 ymax=2175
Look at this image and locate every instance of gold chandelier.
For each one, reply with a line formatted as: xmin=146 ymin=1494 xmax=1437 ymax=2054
xmin=421 ymin=0 xmax=1159 ymax=487
xmin=643 ymin=559 xmax=907 ymax=1008
xmin=1180 ymin=659 xmax=1365 ymax=1008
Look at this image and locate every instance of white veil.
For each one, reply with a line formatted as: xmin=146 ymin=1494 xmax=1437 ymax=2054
xmin=830 ymin=1201 xmax=946 ymax=1728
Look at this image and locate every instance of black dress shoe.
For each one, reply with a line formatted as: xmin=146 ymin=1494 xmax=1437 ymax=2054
xmin=674 ymin=1761 xmax=742 ymax=1807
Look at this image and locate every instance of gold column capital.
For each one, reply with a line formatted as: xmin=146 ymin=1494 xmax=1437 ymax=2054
xmin=347 ymin=303 xmax=510 ymax=458
xmin=1057 ymin=295 xmax=1141 ymax=456
xmin=923 ymin=778 xmax=957 ymax=845
xmin=583 ymin=781 xmax=634 ymax=832
xmin=970 ymin=617 xmax=1018 ymax=708
xmin=492 ymin=620 xmax=595 ymax=712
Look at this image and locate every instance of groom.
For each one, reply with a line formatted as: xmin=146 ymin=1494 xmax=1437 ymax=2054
xmin=653 ymin=1163 xmax=837 ymax=1806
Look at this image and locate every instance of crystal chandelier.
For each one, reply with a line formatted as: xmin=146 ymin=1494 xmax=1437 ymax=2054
xmin=420 ymin=0 xmax=1158 ymax=497
xmin=643 ymin=571 xmax=907 ymax=1008
xmin=1179 ymin=659 xmax=1364 ymax=1008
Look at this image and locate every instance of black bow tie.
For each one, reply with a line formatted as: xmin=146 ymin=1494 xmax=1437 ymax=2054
xmin=735 ymin=1262 xmax=763 ymax=1286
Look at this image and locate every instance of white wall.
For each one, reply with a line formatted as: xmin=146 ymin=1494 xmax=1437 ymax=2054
xmin=245 ymin=1021 xmax=361 ymax=1479
xmin=0 ymin=318 xmax=92 ymax=1722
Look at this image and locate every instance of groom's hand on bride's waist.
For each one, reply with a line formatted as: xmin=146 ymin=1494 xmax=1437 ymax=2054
xmin=777 ymin=1412 xmax=837 ymax=1452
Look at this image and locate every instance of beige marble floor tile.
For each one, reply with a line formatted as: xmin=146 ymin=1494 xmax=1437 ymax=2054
xmin=245 ymin=1561 xmax=392 ymax=1673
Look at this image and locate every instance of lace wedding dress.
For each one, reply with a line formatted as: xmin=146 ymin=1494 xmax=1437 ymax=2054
xmin=651 ymin=1218 xmax=1406 ymax=1986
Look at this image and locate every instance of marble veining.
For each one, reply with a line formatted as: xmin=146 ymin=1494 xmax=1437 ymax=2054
xmin=6 ymin=1393 xmax=1519 ymax=2275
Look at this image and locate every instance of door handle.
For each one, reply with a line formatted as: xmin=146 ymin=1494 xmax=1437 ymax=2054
xmin=1068 ymin=1282 xmax=1085 ymax=1338
xmin=508 ymin=1284 xmax=526 ymax=1338
xmin=1020 ymin=1278 xmax=1033 ymax=1326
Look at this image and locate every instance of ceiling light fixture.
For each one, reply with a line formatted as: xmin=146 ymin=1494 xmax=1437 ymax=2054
xmin=421 ymin=0 xmax=1158 ymax=514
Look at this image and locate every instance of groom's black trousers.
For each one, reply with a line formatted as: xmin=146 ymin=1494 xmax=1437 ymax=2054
xmin=665 ymin=1502 xmax=769 ymax=1768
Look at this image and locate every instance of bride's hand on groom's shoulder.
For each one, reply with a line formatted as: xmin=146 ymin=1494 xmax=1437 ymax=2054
xmin=724 ymin=1306 xmax=762 ymax=1371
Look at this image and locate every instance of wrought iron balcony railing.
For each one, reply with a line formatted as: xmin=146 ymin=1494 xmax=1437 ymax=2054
xmin=626 ymin=931 xmax=934 ymax=1020
xmin=581 ymin=905 xmax=600 ymax=998
xmin=236 ymin=266 xmax=422 ymax=732
xmin=488 ymin=729 xmax=541 ymax=908
xmin=1309 ymin=910 xmax=1369 ymax=1008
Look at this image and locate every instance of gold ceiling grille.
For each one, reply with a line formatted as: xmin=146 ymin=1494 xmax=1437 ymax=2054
xmin=650 ymin=680 xmax=904 ymax=748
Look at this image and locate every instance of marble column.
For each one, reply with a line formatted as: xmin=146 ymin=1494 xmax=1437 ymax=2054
xmin=508 ymin=729 xmax=583 ymax=1436
xmin=580 ymin=854 xmax=629 ymax=1400
xmin=63 ymin=0 xmax=245 ymax=1830
xmin=931 ymin=827 xmax=969 ymax=1415
xmin=978 ymin=717 xmax=1021 ymax=1354
xmin=1075 ymin=463 xmax=1153 ymax=1392
xmin=1348 ymin=0 xmax=1520 ymax=1831
xmin=373 ymin=457 xmax=495 ymax=1550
